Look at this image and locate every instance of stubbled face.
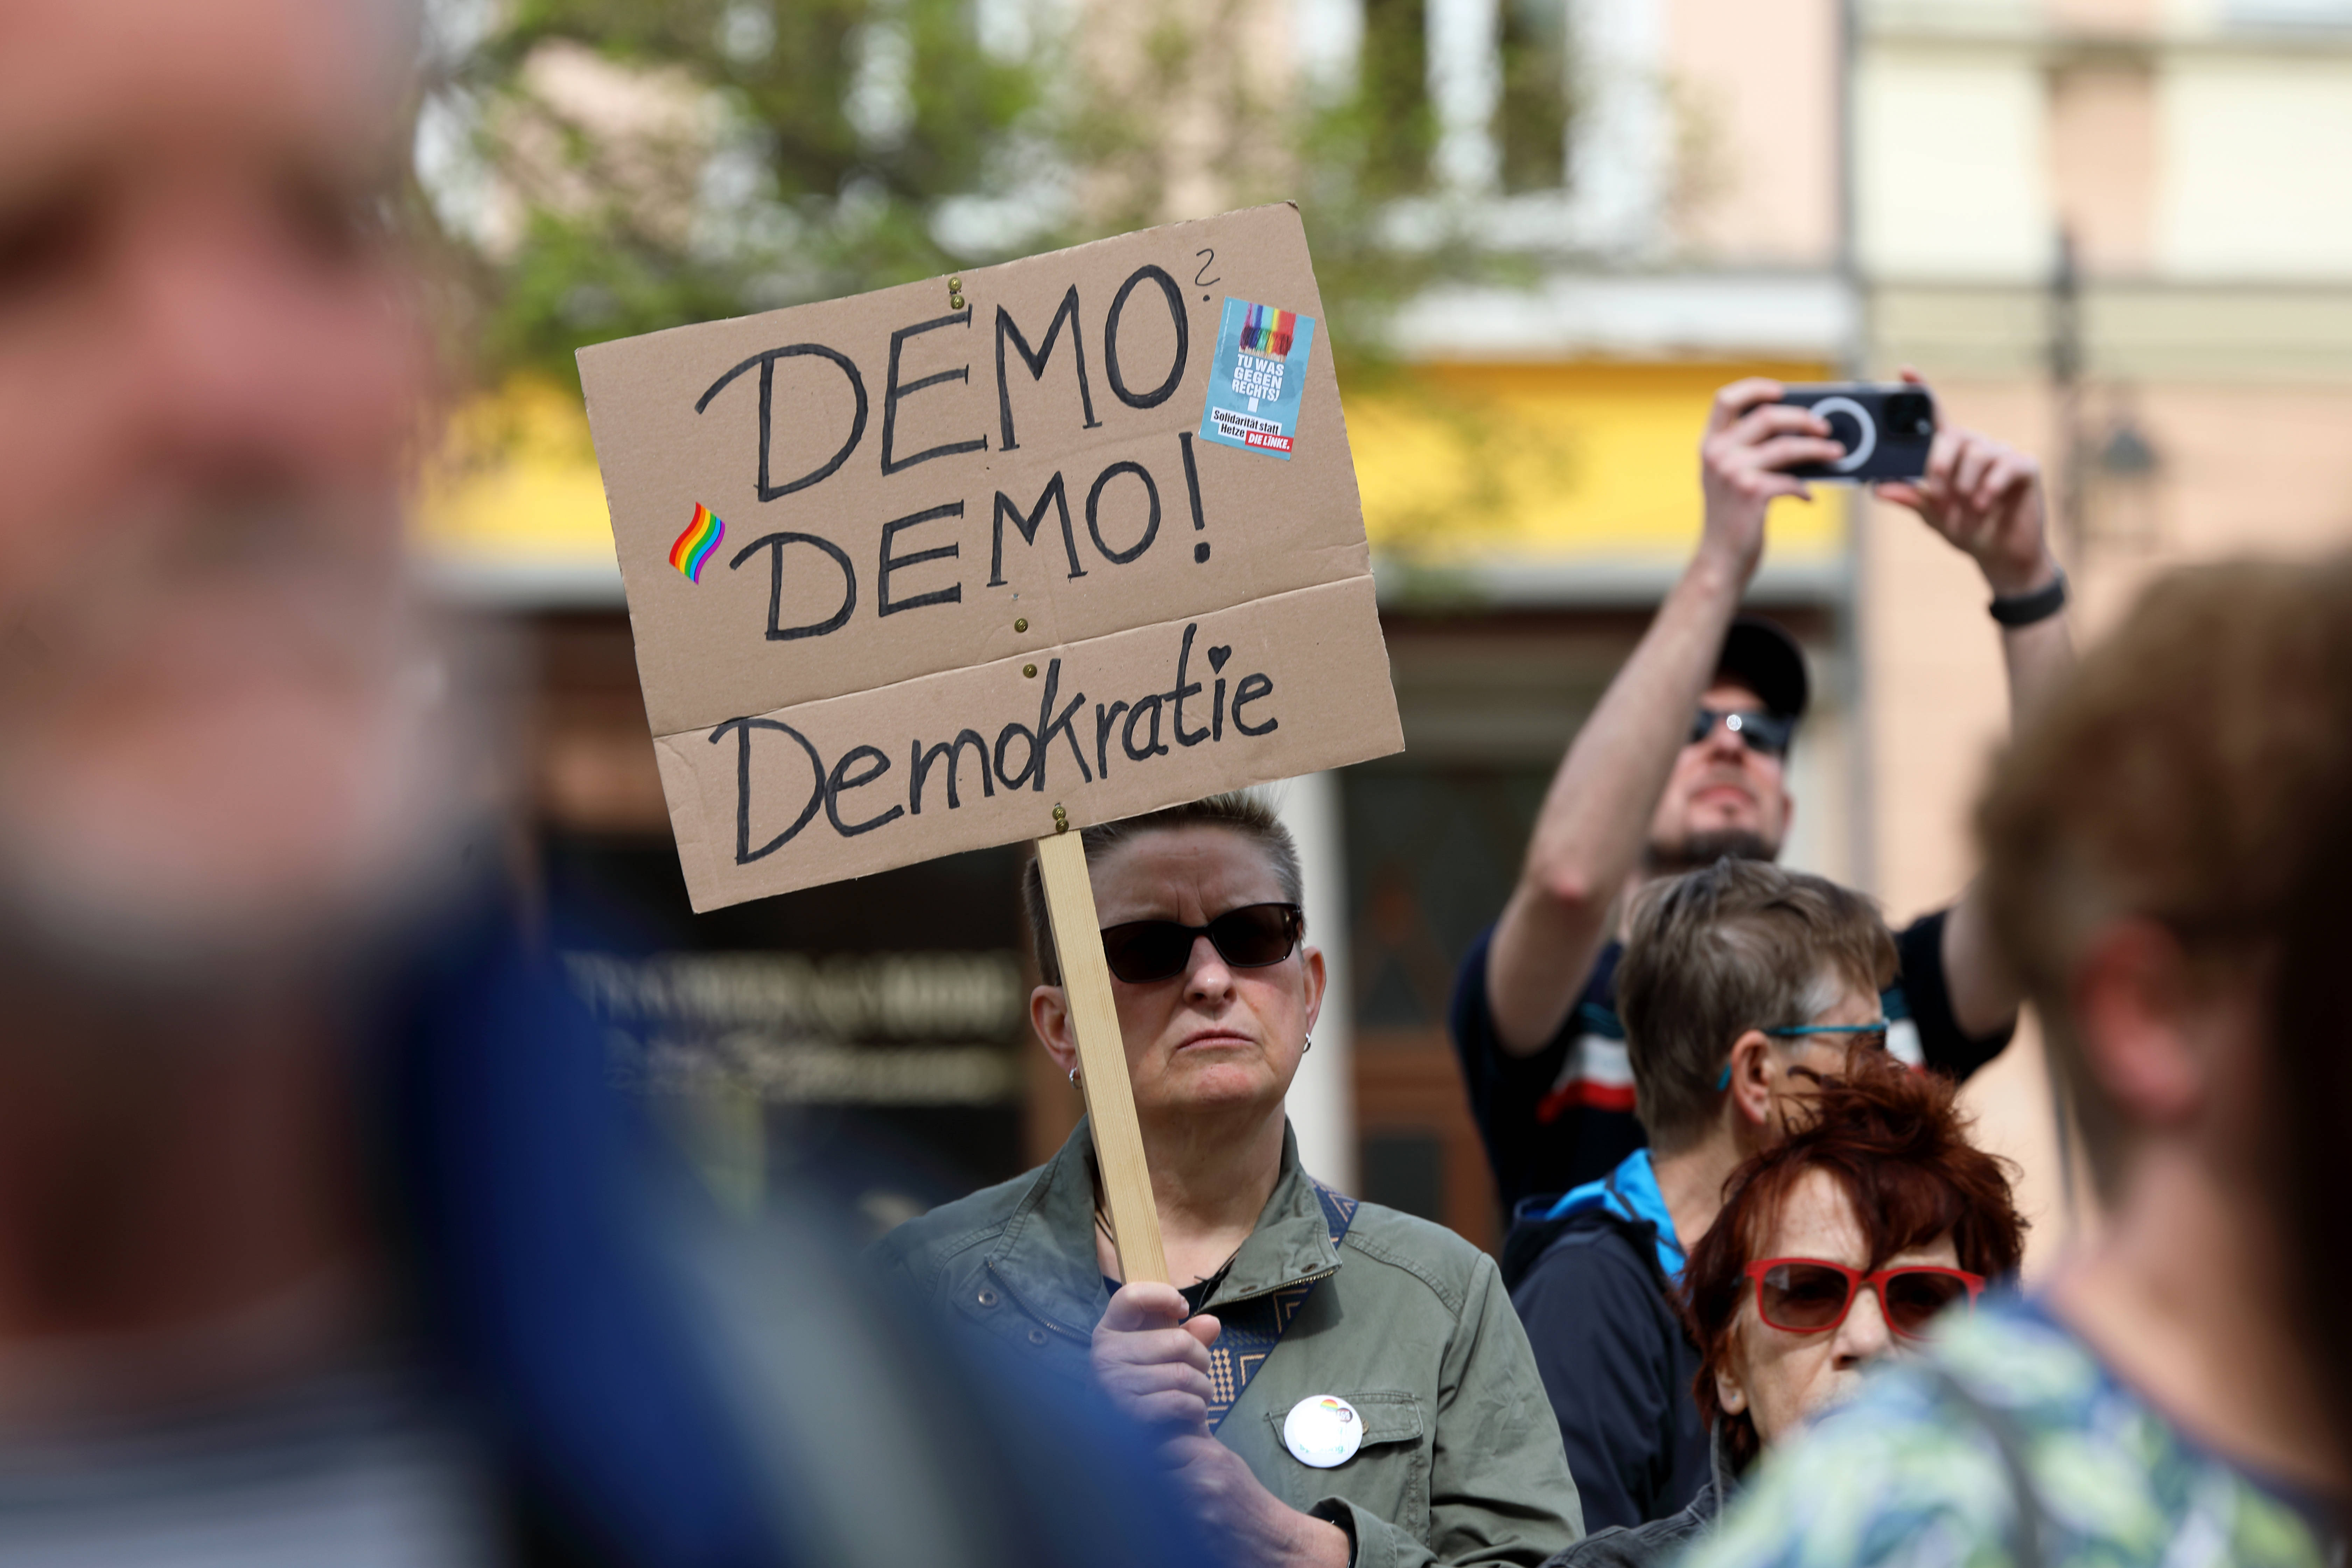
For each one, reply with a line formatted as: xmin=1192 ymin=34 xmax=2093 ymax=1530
xmin=1647 ymin=678 xmax=1792 ymax=864
xmin=1083 ymin=827 xmax=1324 ymax=1127
xmin=1716 ymin=1168 xmax=1961 ymax=1448
xmin=0 ymin=0 xmax=444 ymax=973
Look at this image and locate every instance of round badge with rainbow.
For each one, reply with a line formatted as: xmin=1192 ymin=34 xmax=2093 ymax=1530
xmin=1282 ymin=1394 xmax=1363 ymax=1469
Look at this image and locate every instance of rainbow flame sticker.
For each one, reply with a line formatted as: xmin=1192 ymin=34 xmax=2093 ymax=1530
xmin=1239 ymin=303 xmax=1296 ymax=359
xmin=1198 ymin=295 xmax=1316 ymax=462
xmin=669 ymin=503 xmax=725 ymax=583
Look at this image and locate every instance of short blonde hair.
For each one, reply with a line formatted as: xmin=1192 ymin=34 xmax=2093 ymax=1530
xmin=1618 ymin=859 xmax=1896 ymax=1153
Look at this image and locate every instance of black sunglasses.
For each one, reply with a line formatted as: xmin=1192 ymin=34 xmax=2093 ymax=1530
xmin=1689 ymin=706 xmax=1793 ymax=758
xmin=1099 ymin=903 xmax=1303 ymax=985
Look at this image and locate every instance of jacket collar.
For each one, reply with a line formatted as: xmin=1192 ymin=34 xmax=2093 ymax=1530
xmin=1540 ymin=1147 xmax=1687 ymax=1283
xmin=984 ymin=1116 xmax=1340 ymax=1326
xmin=1207 ymin=1121 xmax=1344 ymax=1309
xmin=1709 ymin=1423 xmax=1741 ymax=1506
xmin=979 ymin=1119 xmax=1111 ymax=1337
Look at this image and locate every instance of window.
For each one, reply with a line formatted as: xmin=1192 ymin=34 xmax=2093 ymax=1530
xmin=1310 ymin=0 xmax=1584 ymax=200
xmin=1300 ymin=0 xmax=1665 ymax=249
xmin=1346 ymin=764 xmax=1550 ymax=1029
xmin=1499 ymin=0 xmax=1570 ymax=192
xmin=1361 ymin=0 xmax=1438 ymax=195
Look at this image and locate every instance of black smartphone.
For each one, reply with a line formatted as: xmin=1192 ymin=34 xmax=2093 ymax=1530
xmin=1775 ymin=383 xmax=1937 ymax=482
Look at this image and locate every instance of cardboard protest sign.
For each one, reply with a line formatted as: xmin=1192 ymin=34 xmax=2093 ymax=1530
xmin=579 ymin=203 xmax=1402 ymax=913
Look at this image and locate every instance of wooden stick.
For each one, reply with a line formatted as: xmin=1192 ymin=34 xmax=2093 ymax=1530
xmin=1035 ymin=827 xmax=1168 ymax=1284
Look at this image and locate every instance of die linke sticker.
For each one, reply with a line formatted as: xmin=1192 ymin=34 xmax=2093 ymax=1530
xmin=1198 ymin=298 xmax=1318 ymax=460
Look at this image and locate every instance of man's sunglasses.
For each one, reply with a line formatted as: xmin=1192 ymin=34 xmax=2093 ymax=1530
xmin=1744 ymin=1258 xmax=1984 ymax=1339
xmin=1689 ymin=707 xmax=1793 ymax=758
xmin=1099 ymin=903 xmax=1303 ymax=985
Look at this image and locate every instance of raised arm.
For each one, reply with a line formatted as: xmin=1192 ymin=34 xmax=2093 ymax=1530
xmin=1873 ymin=390 xmax=2076 ymax=1041
xmin=1483 ymin=381 xmax=1841 ymax=1055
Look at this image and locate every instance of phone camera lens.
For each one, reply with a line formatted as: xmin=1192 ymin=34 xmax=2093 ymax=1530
xmin=1886 ymin=392 xmax=1933 ymax=439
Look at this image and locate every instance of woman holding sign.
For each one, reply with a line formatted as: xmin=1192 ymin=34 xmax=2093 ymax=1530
xmin=874 ymin=794 xmax=1583 ymax=1567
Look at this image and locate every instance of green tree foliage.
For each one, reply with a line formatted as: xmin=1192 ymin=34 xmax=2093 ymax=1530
xmin=443 ymin=0 xmax=1046 ymax=386
xmin=1499 ymin=0 xmax=1571 ymax=194
xmin=436 ymin=0 xmax=1561 ymax=394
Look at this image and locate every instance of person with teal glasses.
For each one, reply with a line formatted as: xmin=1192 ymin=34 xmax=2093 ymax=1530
xmin=1504 ymin=859 xmax=1897 ymax=1532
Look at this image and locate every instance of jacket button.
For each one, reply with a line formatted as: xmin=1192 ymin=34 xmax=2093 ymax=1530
xmin=976 ymin=1288 xmax=1000 ymax=1308
xmin=1027 ymin=1328 xmax=1048 ymax=1346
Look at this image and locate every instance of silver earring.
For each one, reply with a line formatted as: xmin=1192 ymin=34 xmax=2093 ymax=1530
xmin=1068 ymin=1066 xmax=1079 ymax=1085
xmin=1301 ymin=1033 xmax=1313 ymax=1054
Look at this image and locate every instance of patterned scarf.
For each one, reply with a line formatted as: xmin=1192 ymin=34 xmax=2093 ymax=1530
xmin=1202 ymin=1181 xmax=1358 ymax=1431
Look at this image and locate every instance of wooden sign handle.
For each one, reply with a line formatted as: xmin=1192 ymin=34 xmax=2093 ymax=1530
xmin=1035 ymin=828 xmax=1169 ymax=1284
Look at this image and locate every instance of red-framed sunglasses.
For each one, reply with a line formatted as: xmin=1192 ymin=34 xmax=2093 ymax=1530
xmin=1743 ymin=1258 xmax=1985 ymax=1339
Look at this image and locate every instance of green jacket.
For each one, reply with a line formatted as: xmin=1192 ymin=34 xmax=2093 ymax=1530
xmin=872 ymin=1119 xmax=1584 ymax=1568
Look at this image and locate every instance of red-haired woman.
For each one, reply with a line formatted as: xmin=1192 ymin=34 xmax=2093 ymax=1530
xmin=1549 ymin=1057 xmax=2025 ymax=1567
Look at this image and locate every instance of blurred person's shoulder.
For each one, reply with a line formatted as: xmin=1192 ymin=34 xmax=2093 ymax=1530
xmin=1686 ymin=1297 xmax=2334 ymax=1568
xmin=683 ymin=1189 xmax=1216 ymax=1568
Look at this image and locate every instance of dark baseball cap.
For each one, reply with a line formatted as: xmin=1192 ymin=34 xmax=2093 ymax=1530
xmin=1715 ymin=614 xmax=1809 ymax=722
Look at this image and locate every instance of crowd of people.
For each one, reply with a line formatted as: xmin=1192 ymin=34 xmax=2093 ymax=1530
xmin=5 ymin=0 xmax=2351 ymax=1564
xmin=874 ymin=359 xmax=2112 ymax=1568
xmin=894 ymin=479 xmax=2352 ymax=1568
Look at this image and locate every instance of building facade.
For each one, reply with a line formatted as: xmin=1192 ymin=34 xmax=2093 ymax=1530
xmin=418 ymin=0 xmax=2352 ymax=1260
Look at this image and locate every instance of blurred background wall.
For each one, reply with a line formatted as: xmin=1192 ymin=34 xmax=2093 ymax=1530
xmin=410 ymin=0 xmax=2352 ymax=1268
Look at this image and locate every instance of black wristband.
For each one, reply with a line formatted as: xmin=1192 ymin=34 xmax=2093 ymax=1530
xmin=1989 ymin=568 xmax=2067 ymax=628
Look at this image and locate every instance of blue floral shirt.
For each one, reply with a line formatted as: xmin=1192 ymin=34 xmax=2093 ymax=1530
xmin=1683 ymin=1296 xmax=2335 ymax=1568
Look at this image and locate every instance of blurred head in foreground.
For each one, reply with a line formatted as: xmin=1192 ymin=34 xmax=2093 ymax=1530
xmin=1977 ymin=555 xmax=2352 ymax=1219
xmin=1979 ymin=559 xmax=2352 ymax=1216
xmin=0 ymin=8 xmax=1222 ymax=1567
xmin=1977 ymin=552 xmax=2352 ymax=1492
xmin=1681 ymin=1058 xmax=2024 ymax=1471
xmin=0 ymin=0 xmax=445 ymax=978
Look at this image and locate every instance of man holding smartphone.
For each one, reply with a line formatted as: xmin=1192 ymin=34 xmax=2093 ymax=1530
xmin=1453 ymin=375 xmax=2076 ymax=1528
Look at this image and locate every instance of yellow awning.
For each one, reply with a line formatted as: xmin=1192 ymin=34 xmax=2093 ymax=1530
xmin=414 ymin=378 xmax=617 ymax=568
xmin=1348 ymin=360 xmax=1845 ymax=567
xmin=414 ymin=360 xmax=1846 ymax=580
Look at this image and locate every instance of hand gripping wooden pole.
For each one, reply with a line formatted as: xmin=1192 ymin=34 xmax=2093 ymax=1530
xmin=1035 ymin=825 xmax=1169 ymax=1284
